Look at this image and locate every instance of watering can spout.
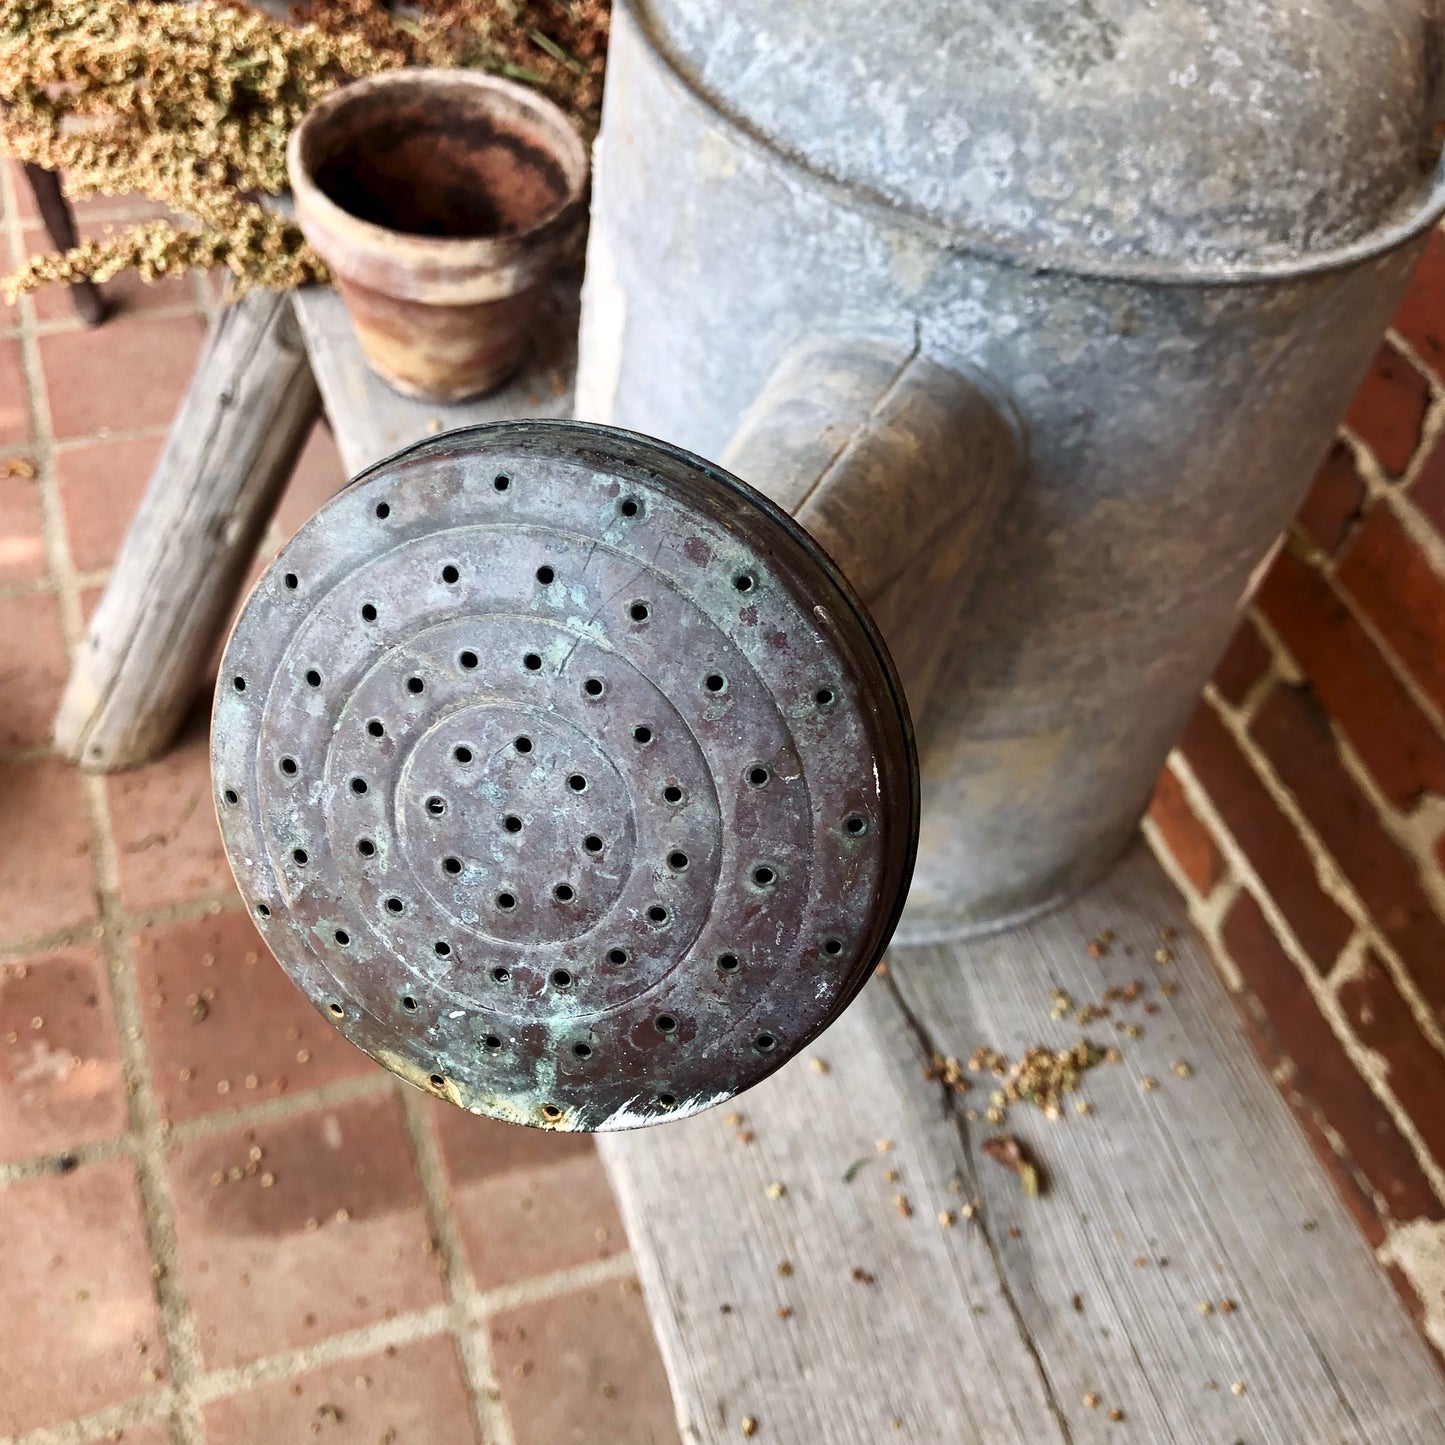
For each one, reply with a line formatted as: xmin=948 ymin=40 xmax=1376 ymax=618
xmin=721 ymin=337 xmax=1024 ymax=742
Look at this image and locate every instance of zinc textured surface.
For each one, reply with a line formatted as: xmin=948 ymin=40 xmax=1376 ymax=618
xmin=0 ymin=167 xmax=680 ymax=1445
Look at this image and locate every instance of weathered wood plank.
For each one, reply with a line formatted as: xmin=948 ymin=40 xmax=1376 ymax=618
xmin=290 ymin=273 xmax=578 ymax=476
xmin=54 ymin=285 xmax=320 ymax=771
xmin=601 ymin=844 xmax=1445 ymax=1444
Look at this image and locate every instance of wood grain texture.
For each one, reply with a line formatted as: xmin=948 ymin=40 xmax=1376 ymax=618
xmin=601 ymin=844 xmax=1445 ymax=1443
xmin=290 ymin=274 xmax=578 ymax=477
xmin=54 ymin=285 xmax=319 ymax=770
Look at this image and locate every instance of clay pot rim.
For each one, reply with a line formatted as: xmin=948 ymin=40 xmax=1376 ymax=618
xmin=287 ymin=68 xmax=590 ymax=304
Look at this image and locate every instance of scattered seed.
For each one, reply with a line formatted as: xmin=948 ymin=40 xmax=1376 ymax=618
xmin=1108 ymin=1408 xmax=1125 ymax=1422
xmin=765 ymin=1181 xmax=785 ymax=1199
xmin=210 ymin=1171 xmax=224 ymax=1187
xmin=178 ymin=1067 xmax=193 ymax=1082
xmin=724 ymin=1112 xmax=743 ymax=1128
xmin=1074 ymin=1099 xmax=1093 ymax=1116
xmin=741 ymin=1417 xmax=758 ymax=1438
xmin=1083 ymin=1393 xmax=1100 ymax=1409
xmin=777 ymin=1261 xmax=793 ymax=1277
xmin=894 ymin=1193 xmax=913 ymax=1218
xmin=1172 ymin=1061 xmax=1192 ymax=1079
xmin=1140 ymin=1076 xmax=1158 ymax=1091
xmin=736 ymin=1130 xmax=755 ymax=1146
xmin=938 ymin=1210 xmax=956 ymax=1228
xmin=875 ymin=1139 xmax=894 ymax=1153
xmin=216 ymin=1079 xmax=231 ymax=1094
xmin=981 ymin=1135 xmax=1041 ymax=1196
xmin=851 ymin=1267 xmax=875 ymax=1285
xmin=776 ymin=1305 xmax=793 ymax=1320
xmin=260 ymin=1172 xmax=275 ymax=1188
xmin=1231 ymin=1382 xmax=1246 ymax=1396
xmin=1219 ymin=1298 xmax=1237 ymax=1313
xmin=882 ymin=1168 xmax=900 ymax=1183
xmin=1198 ymin=1300 xmax=1215 ymax=1315
xmin=335 ymin=1208 xmax=350 ymax=1223
xmin=809 ymin=1057 xmax=830 ymax=1074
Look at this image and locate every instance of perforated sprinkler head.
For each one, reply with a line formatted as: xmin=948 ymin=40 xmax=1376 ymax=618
xmin=212 ymin=422 xmax=916 ymax=1130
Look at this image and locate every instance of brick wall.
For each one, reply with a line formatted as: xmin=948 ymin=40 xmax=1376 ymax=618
xmin=1146 ymin=228 xmax=1445 ymax=1356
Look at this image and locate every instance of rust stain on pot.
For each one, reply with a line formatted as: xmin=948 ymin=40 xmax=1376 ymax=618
xmin=289 ymin=69 xmax=590 ymax=402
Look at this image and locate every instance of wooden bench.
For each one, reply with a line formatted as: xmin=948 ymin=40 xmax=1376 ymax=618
xmin=59 ymin=280 xmax=1445 ymax=1441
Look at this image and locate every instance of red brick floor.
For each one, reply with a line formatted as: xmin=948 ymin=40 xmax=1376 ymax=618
xmin=0 ymin=168 xmax=680 ymax=1445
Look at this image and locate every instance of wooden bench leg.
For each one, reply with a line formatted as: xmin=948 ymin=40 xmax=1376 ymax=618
xmin=54 ymin=287 xmax=322 ymax=771
xmin=22 ymin=163 xmax=107 ymax=328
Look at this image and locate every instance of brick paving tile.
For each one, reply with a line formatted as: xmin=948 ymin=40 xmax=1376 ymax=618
xmin=489 ymin=1278 xmax=681 ymax=1445
xmin=0 ymin=757 xmax=97 ymax=941
xmin=0 ymin=1158 xmax=169 ymax=1437
xmin=1344 ymin=340 xmax=1432 ymax=477
xmin=56 ymin=435 xmax=165 ymax=573
xmin=0 ymin=585 xmax=69 ymax=750
xmin=0 ymin=944 xmax=125 ymax=1164
xmin=1147 ymin=765 xmax=1224 ymax=895
xmin=39 ymin=312 xmax=204 ymax=440
xmin=0 ymin=336 xmax=32 ymax=448
xmin=106 ymin=702 xmax=235 ymax=911
xmin=1210 ymin=614 xmax=1271 ymax=707
xmin=270 ymin=420 xmax=348 ymax=546
xmin=432 ymin=1100 xmax=626 ymax=1292
xmin=167 ymin=1090 xmax=444 ymax=1369
xmin=202 ymin=1335 xmax=480 ymax=1445
xmin=0 ymin=455 xmax=47 ymax=583
xmin=1393 ymin=226 xmax=1445 ymax=377
xmin=132 ymin=908 xmax=372 ymax=1125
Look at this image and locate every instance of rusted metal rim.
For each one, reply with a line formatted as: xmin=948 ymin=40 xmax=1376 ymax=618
xmin=213 ymin=421 xmax=917 ymax=1131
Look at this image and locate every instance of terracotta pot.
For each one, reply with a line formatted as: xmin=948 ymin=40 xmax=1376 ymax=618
xmin=288 ymin=69 xmax=589 ymax=403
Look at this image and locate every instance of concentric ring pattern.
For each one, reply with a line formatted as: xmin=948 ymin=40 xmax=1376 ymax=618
xmin=212 ymin=422 xmax=916 ymax=1130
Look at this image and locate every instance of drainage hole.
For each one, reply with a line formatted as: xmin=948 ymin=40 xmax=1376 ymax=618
xmin=283 ymin=572 xmax=298 ymax=590
xmin=483 ymin=1034 xmax=502 ymax=1050
xmin=629 ymin=601 xmax=650 ymax=622
xmin=366 ymin=719 xmax=385 ymax=738
xmin=822 ymin=937 xmax=843 ymax=956
xmin=329 ymin=1002 xmax=345 ymax=1017
xmin=494 ymin=474 xmax=511 ymax=492
xmin=815 ymin=686 xmax=836 ymax=708
xmin=536 ymin=564 xmax=555 ymax=584
xmin=360 ymin=602 xmax=377 ymax=622
xmin=385 ymin=896 xmax=404 ymax=914
xmin=522 ymin=652 xmax=542 ymax=672
xmin=733 ymin=571 xmax=755 ymax=593
xmin=655 ymin=1014 xmax=677 ymax=1035
xmin=583 ymin=834 xmax=603 ymax=854
xmin=429 ymin=1074 xmax=445 ymax=1089
xmin=232 ymin=675 xmax=246 ymax=692
xmin=667 ymin=850 xmax=689 ymax=871
xmin=658 ymin=1092 xmax=677 ymax=1108
xmin=434 ymin=940 xmax=451 ymax=957
xmin=846 ymin=815 xmax=868 ymax=835
xmin=444 ymin=853 xmax=464 ymax=873
xmin=357 ymin=838 xmax=376 ymax=858
xmin=441 ymin=563 xmax=460 ymax=585
xmin=619 ymin=497 xmax=639 ymax=518
xmin=662 ymin=784 xmax=683 ymax=804
xmin=704 ymin=673 xmax=726 ymax=693
xmin=753 ymin=865 xmax=776 ymax=887
xmin=633 ymin=724 xmax=653 ymax=744
xmin=717 ymin=952 xmax=740 ymax=973
xmin=755 ymin=1032 xmax=777 ymax=1052
xmin=607 ymin=947 xmax=629 ymax=966
xmin=402 ymin=995 xmax=418 ymax=1012
xmin=292 ymin=848 xmax=308 ymax=866
xmin=334 ymin=929 xmax=350 ymax=946
xmin=222 ymin=788 xmax=238 ymax=806
xmin=255 ymin=903 xmax=271 ymax=918
xmin=454 ymin=745 xmax=473 ymax=765
xmin=551 ymin=969 xmax=573 ymax=988
xmin=458 ymin=650 xmax=479 ymax=670
xmin=747 ymin=765 xmax=770 ymax=787
xmin=541 ymin=1103 xmax=562 ymax=1121
xmin=573 ymin=1041 xmax=593 ymax=1059
xmin=305 ymin=669 xmax=321 ymax=688
xmin=567 ymin=773 xmax=588 ymax=793
xmin=647 ymin=904 xmax=669 ymax=925
xmin=375 ymin=501 xmax=390 ymax=519
xmin=280 ymin=756 xmax=298 ymax=776
xmin=491 ymin=967 xmax=510 ymax=983
xmin=583 ymin=677 xmax=604 ymax=698
xmin=407 ymin=676 xmax=425 ymax=694
xmin=496 ymin=891 xmax=517 ymax=911
xmin=554 ymin=883 xmax=576 ymax=903
xmin=350 ymin=777 xmax=368 ymax=795
xmin=504 ymin=815 xmax=523 ymax=834
xmin=426 ymin=795 xmax=446 ymax=816
xmin=514 ymin=735 xmax=533 ymax=754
